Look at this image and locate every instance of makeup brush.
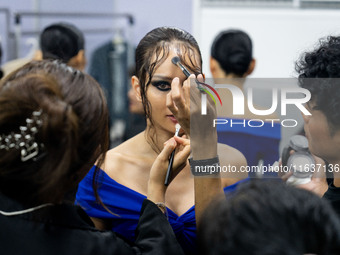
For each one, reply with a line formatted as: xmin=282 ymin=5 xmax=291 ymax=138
xmin=171 ymin=56 xmax=191 ymax=77
xmin=171 ymin=56 xmax=204 ymax=90
xmin=164 ymin=123 xmax=181 ymax=186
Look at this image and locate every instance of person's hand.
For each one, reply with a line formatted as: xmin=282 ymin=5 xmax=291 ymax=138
xmin=297 ymin=155 xmax=328 ymax=197
xmin=278 ymin=151 xmax=328 ymax=197
xmin=167 ymin=74 xmax=217 ymax=159
xmin=147 ymin=136 xmax=190 ymax=203
xmin=298 ymin=172 xmax=328 ymax=197
xmin=277 ymin=158 xmax=292 ymax=181
xmin=166 ymin=75 xmax=192 ymax=136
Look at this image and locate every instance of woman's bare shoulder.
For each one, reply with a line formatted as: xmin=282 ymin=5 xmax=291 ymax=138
xmin=217 ymin=143 xmax=247 ymax=167
xmin=217 ymin=143 xmax=248 ymax=186
xmin=102 ymin=133 xmax=146 ymax=179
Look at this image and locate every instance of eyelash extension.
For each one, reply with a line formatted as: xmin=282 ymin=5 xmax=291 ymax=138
xmin=151 ymin=81 xmax=171 ymax=91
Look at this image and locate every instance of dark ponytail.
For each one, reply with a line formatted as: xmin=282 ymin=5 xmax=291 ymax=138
xmin=211 ymin=29 xmax=253 ymax=77
xmin=0 ymin=60 xmax=109 ymax=206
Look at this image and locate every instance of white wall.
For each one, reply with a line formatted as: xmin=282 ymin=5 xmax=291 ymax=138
xmin=192 ymin=5 xmax=340 ymax=152
xmin=114 ymin=0 xmax=193 ymax=46
xmin=194 ymin=6 xmax=340 ymax=78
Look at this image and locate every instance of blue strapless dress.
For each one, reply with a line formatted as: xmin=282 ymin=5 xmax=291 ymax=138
xmin=76 ymin=166 xmax=246 ymax=255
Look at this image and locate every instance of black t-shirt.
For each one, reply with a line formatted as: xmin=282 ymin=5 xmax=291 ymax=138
xmin=323 ymin=182 xmax=340 ymax=218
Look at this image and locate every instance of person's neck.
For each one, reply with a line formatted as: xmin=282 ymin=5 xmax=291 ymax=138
xmin=213 ymin=72 xmax=245 ymax=90
xmin=145 ymin=123 xmax=175 ymax=156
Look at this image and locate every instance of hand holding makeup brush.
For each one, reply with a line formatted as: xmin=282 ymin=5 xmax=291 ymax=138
xmin=147 ymin=136 xmax=190 ymax=203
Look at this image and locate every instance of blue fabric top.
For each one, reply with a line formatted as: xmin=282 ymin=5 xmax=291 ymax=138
xmin=76 ymin=166 xmax=246 ymax=255
xmin=216 ymin=118 xmax=281 ymax=176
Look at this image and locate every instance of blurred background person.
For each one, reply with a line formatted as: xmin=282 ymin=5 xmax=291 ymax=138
xmin=40 ymin=22 xmax=86 ymax=71
xmin=1 ymin=22 xmax=86 ymax=78
xmin=210 ymin=29 xmax=280 ymax=175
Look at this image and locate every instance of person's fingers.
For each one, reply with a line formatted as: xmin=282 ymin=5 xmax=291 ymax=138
xmin=171 ymin=144 xmax=191 ymax=177
xmin=149 ymin=138 xmax=177 ymax=187
xmin=158 ymin=138 xmax=177 ymax=162
xmin=281 ymin=171 xmax=293 ymax=182
xmin=173 ymin=135 xmax=190 ymax=145
xmin=166 ymin=78 xmax=178 ymax=114
xmin=182 ymin=77 xmax=190 ymax=105
xmin=170 ymin=77 xmax=186 ymax=111
xmin=196 ymin=74 xmax=204 ymax=83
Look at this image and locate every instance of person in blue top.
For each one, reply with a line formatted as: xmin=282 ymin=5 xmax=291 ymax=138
xmin=210 ymin=29 xmax=281 ymax=173
xmin=76 ymin=26 xmax=248 ymax=255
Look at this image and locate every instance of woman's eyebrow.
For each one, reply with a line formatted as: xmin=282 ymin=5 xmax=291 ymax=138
xmin=152 ymin=75 xmax=173 ymax=81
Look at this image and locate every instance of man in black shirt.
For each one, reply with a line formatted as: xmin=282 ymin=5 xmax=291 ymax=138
xmin=296 ymin=36 xmax=340 ymax=216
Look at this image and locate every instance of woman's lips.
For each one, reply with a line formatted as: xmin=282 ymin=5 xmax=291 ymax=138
xmin=167 ymin=115 xmax=178 ymax=124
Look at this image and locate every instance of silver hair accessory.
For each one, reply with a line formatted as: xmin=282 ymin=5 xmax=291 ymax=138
xmin=0 ymin=110 xmax=44 ymax=162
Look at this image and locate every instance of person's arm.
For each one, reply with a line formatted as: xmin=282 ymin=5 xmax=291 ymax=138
xmin=167 ymin=74 xmax=224 ymax=224
xmin=147 ymin=136 xmax=190 ymax=204
xmin=102 ymin=198 xmax=184 ymax=255
xmin=133 ymin=136 xmax=189 ymax=254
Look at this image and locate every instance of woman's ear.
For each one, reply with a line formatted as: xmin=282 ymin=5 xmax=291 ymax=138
xmin=68 ymin=50 xmax=86 ymax=71
xmin=209 ymin=57 xmax=218 ymax=76
xmin=33 ymin=50 xmax=43 ymax=60
xmin=131 ymin=75 xmax=142 ymax=101
xmin=245 ymin=58 xmax=256 ymax=76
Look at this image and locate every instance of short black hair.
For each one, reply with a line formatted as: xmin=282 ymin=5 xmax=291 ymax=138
xmin=198 ymin=180 xmax=340 ymax=255
xmin=296 ymin=36 xmax=340 ymax=130
xmin=40 ymin=22 xmax=84 ymax=63
xmin=211 ymin=29 xmax=252 ymax=77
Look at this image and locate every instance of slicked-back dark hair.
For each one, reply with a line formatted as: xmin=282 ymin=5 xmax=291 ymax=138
xmin=211 ymin=29 xmax=252 ymax=77
xmin=40 ymin=22 xmax=85 ymax=63
xmin=135 ymin=26 xmax=202 ymax=152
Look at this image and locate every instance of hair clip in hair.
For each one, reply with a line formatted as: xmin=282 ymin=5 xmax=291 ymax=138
xmin=21 ymin=142 xmax=39 ymax=162
xmin=0 ymin=110 xmax=44 ymax=162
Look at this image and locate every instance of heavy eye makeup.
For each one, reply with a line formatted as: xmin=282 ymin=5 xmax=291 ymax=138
xmin=151 ymin=80 xmax=171 ymax=92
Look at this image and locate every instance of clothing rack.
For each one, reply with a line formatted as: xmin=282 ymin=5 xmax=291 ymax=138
xmin=0 ymin=8 xmax=11 ymax=61
xmin=12 ymin=11 xmax=135 ymax=58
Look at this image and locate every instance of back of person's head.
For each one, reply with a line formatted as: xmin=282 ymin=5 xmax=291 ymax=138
xmin=0 ymin=60 xmax=108 ymax=206
xmin=296 ymin=35 xmax=340 ymax=130
xmin=40 ymin=22 xmax=86 ymax=70
xmin=198 ymin=180 xmax=340 ymax=255
xmin=211 ymin=29 xmax=253 ymax=77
